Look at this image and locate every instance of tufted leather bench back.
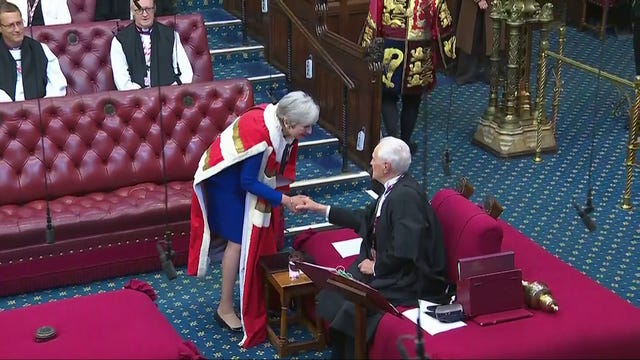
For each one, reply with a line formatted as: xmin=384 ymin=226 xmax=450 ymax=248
xmin=0 ymin=79 xmax=253 ymax=206
xmin=29 ymin=13 xmax=213 ymax=96
xmin=67 ymin=0 xmax=97 ymax=23
xmin=30 ymin=20 xmax=119 ymax=96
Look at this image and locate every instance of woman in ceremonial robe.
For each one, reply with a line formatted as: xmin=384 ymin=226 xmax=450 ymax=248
xmin=187 ymin=91 xmax=319 ymax=348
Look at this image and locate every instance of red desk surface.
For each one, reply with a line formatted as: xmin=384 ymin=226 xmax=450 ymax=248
xmin=0 ymin=283 xmax=202 ymax=359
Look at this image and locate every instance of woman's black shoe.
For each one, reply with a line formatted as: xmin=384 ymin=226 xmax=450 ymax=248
xmin=214 ymin=311 xmax=243 ymax=332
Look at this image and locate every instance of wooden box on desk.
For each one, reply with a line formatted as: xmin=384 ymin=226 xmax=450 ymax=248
xmin=456 ymin=251 xmax=530 ymax=322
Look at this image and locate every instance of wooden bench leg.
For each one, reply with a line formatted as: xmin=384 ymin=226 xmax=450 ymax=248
xmin=354 ymin=303 xmax=367 ymax=359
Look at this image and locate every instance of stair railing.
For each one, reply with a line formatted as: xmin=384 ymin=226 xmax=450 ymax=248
xmin=274 ymin=0 xmax=355 ymax=172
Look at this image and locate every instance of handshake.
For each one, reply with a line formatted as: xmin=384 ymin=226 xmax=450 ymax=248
xmin=282 ymin=194 xmax=327 ymax=215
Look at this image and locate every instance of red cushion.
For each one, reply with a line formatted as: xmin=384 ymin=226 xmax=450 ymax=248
xmin=0 ymin=283 xmax=204 ymax=359
xmin=431 ymin=189 xmax=503 ymax=282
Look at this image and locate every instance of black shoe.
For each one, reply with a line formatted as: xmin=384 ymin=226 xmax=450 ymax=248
xmin=214 ymin=311 xmax=243 ymax=332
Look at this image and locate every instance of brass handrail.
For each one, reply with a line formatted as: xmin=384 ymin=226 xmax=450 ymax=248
xmin=544 ymin=26 xmax=639 ymax=210
xmin=274 ymin=0 xmax=356 ymax=89
xmin=544 ymin=50 xmax=633 ymax=87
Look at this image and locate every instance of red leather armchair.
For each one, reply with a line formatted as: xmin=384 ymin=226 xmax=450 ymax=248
xmin=0 ymin=79 xmax=253 ymax=296
xmin=67 ymin=0 xmax=97 ymax=23
xmin=29 ymin=14 xmax=213 ymax=96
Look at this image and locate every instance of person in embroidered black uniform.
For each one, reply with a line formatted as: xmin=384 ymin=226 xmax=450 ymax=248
xmin=297 ymin=136 xmax=449 ymax=359
xmin=109 ymin=0 xmax=192 ymax=90
xmin=0 ymin=2 xmax=66 ymax=102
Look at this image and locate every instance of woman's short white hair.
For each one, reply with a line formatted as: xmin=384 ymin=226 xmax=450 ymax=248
xmin=275 ymin=91 xmax=320 ymax=127
xmin=376 ymin=137 xmax=411 ymax=174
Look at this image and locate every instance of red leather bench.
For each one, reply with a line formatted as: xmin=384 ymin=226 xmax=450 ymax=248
xmin=0 ymin=79 xmax=253 ymax=296
xmin=293 ymin=189 xmax=640 ymax=358
xmin=28 ymin=13 xmax=213 ymax=96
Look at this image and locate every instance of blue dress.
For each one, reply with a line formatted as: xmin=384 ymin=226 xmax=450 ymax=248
xmin=204 ymin=153 xmax=282 ymax=244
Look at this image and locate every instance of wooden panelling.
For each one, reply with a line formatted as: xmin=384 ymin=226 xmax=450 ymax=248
xmin=225 ymin=0 xmax=382 ymax=168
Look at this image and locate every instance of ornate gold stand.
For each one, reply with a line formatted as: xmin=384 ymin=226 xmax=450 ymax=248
xmin=472 ymin=0 xmax=557 ymax=158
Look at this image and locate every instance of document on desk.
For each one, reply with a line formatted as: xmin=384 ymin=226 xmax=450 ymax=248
xmin=402 ymin=300 xmax=466 ymax=336
xmin=331 ymin=237 xmax=363 ymax=258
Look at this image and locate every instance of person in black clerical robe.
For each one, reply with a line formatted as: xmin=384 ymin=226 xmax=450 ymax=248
xmin=95 ymin=0 xmax=176 ymax=21
xmin=296 ymin=136 xmax=450 ymax=359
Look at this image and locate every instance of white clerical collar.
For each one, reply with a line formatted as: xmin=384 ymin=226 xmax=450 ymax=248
xmin=383 ymin=175 xmax=402 ymax=193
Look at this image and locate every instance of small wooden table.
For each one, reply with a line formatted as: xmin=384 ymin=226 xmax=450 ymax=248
xmin=260 ymin=253 xmax=325 ymax=357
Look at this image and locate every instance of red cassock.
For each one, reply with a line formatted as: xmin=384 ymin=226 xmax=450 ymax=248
xmin=187 ymin=103 xmax=298 ymax=348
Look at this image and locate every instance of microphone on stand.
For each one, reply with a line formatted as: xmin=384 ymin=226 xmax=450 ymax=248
xmin=441 ymin=149 xmax=451 ymax=177
xmin=441 ymin=76 xmax=454 ymax=177
xmin=29 ymin=24 xmax=55 ymax=244
xmin=573 ymin=200 xmax=596 ymax=232
xmin=36 ymin=98 xmax=55 ymax=245
xmin=152 ymin=13 xmax=177 ymax=280
xmin=157 ymin=236 xmax=177 ymax=280
xmin=584 ymin=187 xmax=594 ymax=214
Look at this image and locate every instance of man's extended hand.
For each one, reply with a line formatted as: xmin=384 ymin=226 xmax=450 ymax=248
xmin=294 ymin=196 xmax=328 ymax=214
xmin=284 ymin=194 xmax=310 ymax=214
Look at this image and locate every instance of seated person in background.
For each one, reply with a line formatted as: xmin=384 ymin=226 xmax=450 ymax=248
xmin=9 ymin=0 xmax=71 ymax=26
xmin=95 ymin=0 xmax=176 ymax=21
xmin=109 ymin=0 xmax=192 ymax=90
xmin=0 ymin=2 xmax=66 ymax=102
xmin=297 ymin=136 xmax=450 ymax=359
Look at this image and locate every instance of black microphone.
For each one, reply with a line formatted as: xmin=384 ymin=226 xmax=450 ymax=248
xmin=584 ymin=187 xmax=594 ymax=214
xmin=266 ymin=87 xmax=277 ymax=104
xmin=157 ymin=235 xmax=177 ymax=280
xmin=441 ymin=149 xmax=451 ymax=177
xmin=133 ymin=0 xmax=142 ymax=11
xmin=573 ymin=201 xmax=596 ymax=232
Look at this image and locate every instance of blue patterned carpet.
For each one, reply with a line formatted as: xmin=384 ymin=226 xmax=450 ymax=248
xmin=0 ymin=2 xmax=638 ymax=359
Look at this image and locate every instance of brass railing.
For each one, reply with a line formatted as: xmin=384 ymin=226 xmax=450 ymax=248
xmin=545 ymin=26 xmax=639 ymax=210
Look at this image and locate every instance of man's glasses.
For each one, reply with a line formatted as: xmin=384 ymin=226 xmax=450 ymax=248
xmin=132 ymin=7 xmax=155 ymax=15
xmin=0 ymin=21 xmax=24 ymax=30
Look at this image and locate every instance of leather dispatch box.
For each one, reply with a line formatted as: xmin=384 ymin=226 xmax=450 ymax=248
xmin=457 ymin=251 xmax=532 ymax=326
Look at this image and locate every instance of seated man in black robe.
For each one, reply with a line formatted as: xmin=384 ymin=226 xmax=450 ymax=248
xmin=108 ymin=0 xmax=192 ymax=90
xmin=0 ymin=2 xmax=66 ymax=102
xmin=297 ymin=136 xmax=450 ymax=359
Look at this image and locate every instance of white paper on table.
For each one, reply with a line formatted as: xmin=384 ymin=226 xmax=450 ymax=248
xmin=331 ymin=237 xmax=363 ymax=258
xmin=402 ymin=299 xmax=466 ymax=336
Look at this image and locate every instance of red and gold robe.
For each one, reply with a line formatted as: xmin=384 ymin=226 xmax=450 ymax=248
xmin=187 ymin=103 xmax=297 ymax=348
xmin=360 ymin=0 xmax=456 ymax=94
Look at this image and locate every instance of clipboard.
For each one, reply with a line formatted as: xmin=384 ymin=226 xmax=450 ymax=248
xmin=294 ymin=261 xmax=401 ymax=317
